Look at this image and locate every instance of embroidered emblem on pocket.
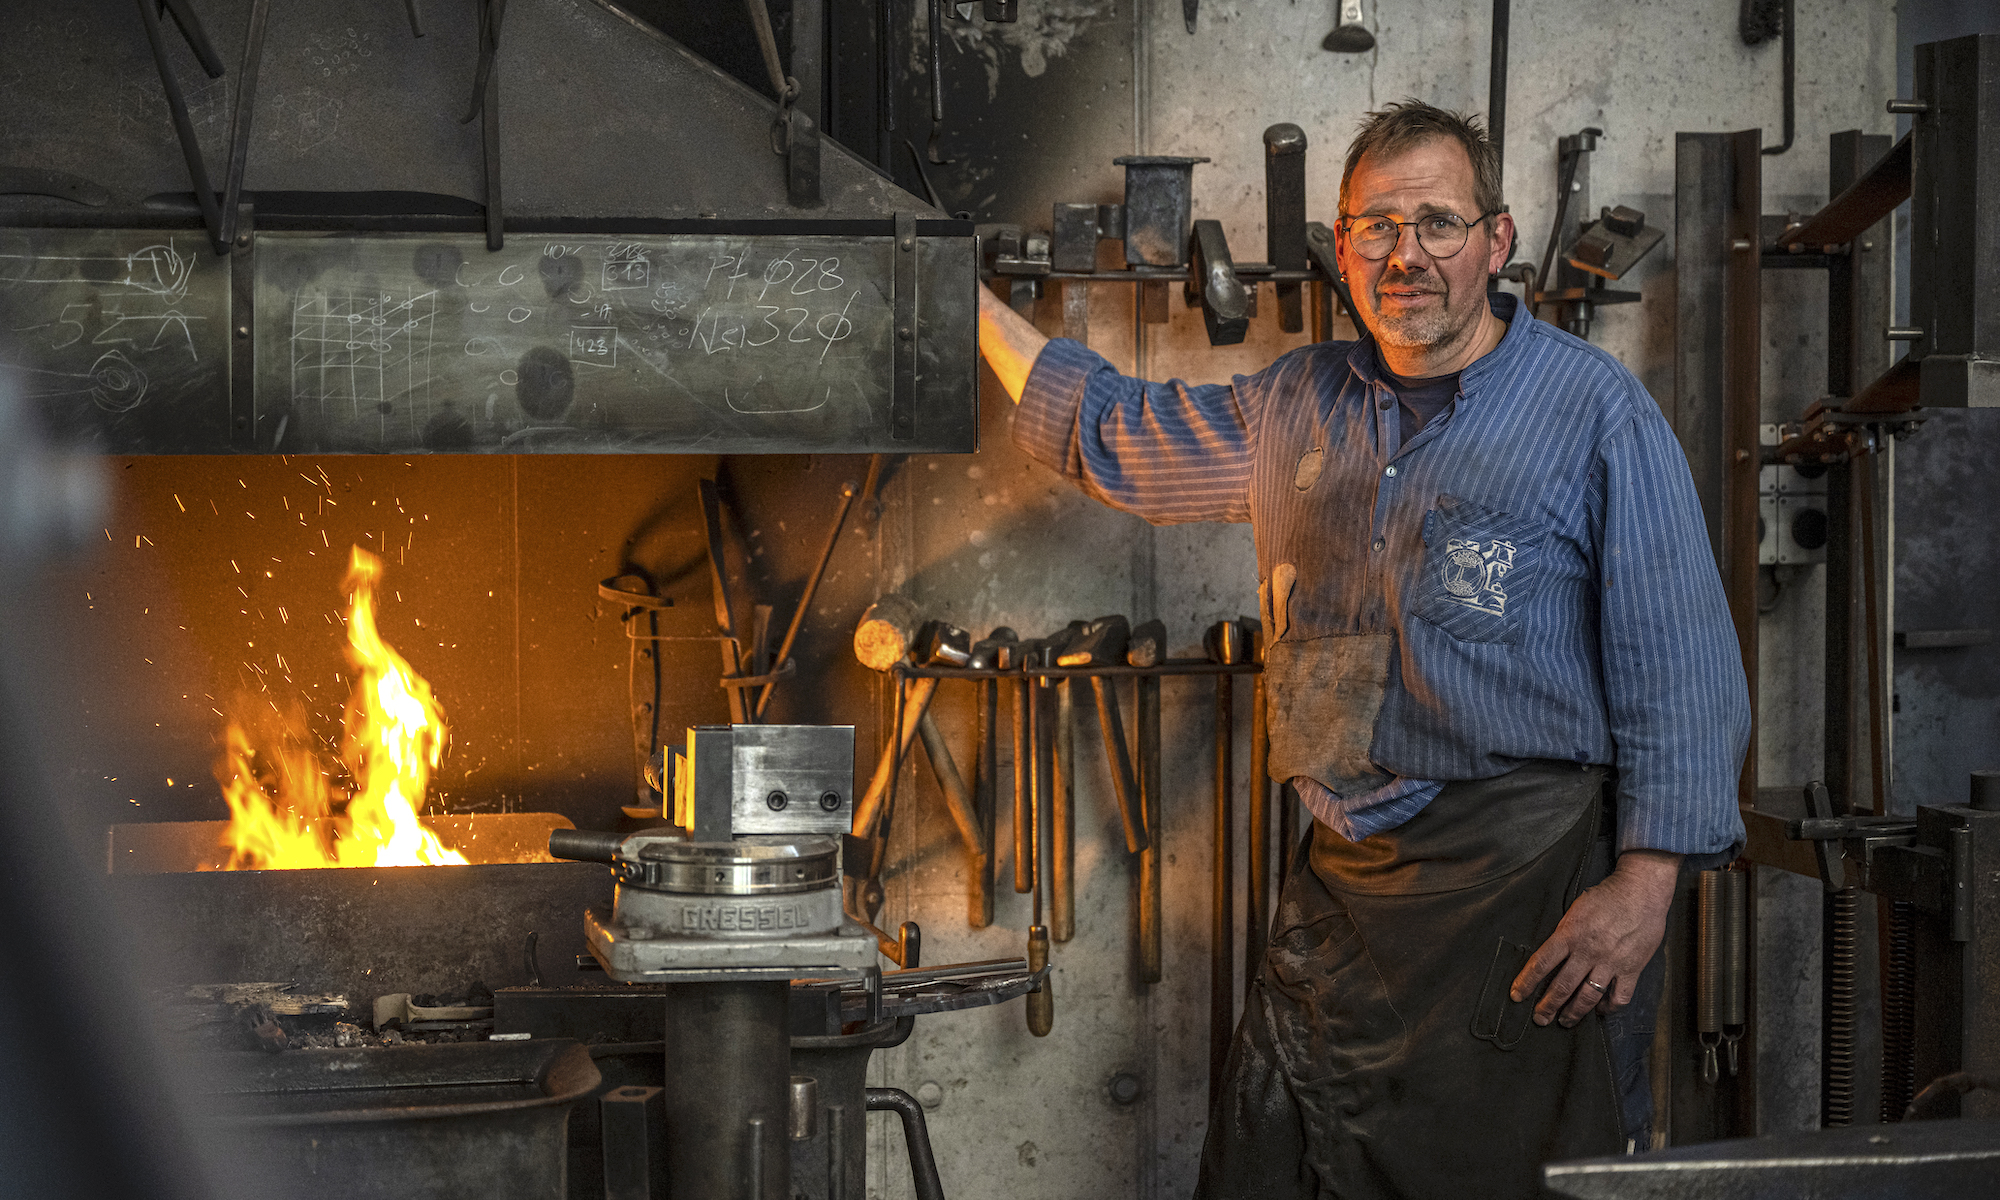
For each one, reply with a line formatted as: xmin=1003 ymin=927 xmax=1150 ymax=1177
xmin=1441 ymin=536 xmax=1516 ymax=616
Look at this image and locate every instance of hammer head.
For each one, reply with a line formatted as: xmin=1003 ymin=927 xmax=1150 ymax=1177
xmin=915 ymin=620 xmax=973 ymax=667
xmin=854 ymin=594 xmax=923 ymax=672
xmin=1203 ymin=619 xmax=1247 ymax=665
xmin=1125 ymin=618 xmax=1167 ymax=668
xmin=969 ymin=626 xmax=1018 ymax=671
xmin=1056 ymin=614 xmax=1131 ymax=667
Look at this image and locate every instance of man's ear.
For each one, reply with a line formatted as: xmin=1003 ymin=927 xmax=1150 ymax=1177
xmin=1487 ymin=211 xmax=1517 ymax=275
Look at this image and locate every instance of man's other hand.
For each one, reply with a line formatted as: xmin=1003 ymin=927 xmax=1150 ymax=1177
xmin=1510 ymin=849 xmax=1679 ymax=1028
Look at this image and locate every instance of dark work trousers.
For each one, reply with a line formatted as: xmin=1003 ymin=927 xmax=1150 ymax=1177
xmin=1194 ymin=761 xmax=1664 ymax=1200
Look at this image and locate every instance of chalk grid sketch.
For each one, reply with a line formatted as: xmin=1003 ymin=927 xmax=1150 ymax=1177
xmin=290 ymin=290 xmax=437 ymax=434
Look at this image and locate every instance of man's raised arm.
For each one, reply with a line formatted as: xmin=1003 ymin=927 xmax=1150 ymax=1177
xmin=977 ymin=283 xmax=1048 ymax=403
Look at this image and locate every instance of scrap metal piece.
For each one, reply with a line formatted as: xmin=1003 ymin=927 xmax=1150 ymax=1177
xmin=1051 ymin=202 xmax=1103 ymax=273
xmin=1264 ymin=123 xmax=1308 ymax=333
xmin=1112 ymin=155 xmax=1209 ymax=267
xmin=1566 ymin=205 xmax=1666 ymax=280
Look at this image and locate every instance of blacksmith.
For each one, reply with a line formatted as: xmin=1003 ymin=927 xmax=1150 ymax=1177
xmin=975 ymin=100 xmax=1749 ymax=1199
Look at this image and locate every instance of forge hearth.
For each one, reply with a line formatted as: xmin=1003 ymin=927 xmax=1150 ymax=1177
xmin=109 ymin=861 xmax=612 ymax=1007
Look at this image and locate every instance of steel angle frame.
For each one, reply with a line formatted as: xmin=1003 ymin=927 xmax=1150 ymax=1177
xmin=1670 ymin=129 xmax=1763 ymax=1144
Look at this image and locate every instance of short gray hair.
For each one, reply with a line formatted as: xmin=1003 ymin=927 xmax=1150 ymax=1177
xmin=1339 ymin=100 xmax=1503 ymax=218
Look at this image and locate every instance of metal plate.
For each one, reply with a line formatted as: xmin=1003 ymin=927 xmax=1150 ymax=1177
xmin=1544 ymin=1116 xmax=2000 ymax=1199
xmin=730 ymin=725 xmax=855 ymax=836
xmin=0 ymin=228 xmax=231 ymax=451
xmin=582 ymin=904 xmax=875 ymax=981
xmin=256 ymin=232 xmax=915 ymax=453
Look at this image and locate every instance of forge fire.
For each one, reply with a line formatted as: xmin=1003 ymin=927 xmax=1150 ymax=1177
xmin=214 ymin=546 xmax=464 ymax=870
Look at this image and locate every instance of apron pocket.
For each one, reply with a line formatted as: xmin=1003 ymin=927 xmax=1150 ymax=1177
xmin=1414 ymin=494 xmax=1545 ymax=645
xmin=1470 ymin=936 xmax=1537 ymax=1050
xmin=1265 ymin=632 xmax=1393 ymax=795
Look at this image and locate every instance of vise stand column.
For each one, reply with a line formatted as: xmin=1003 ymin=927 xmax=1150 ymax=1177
xmin=661 ymin=983 xmax=792 ymax=1200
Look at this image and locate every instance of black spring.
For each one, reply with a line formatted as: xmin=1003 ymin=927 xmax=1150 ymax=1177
xmin=1880 ymin=899 xmax=1919 ymax=1122
xmin=1823 ymin=888 xmax=1861 ymax=1127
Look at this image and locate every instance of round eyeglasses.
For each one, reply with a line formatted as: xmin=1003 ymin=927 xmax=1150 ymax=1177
xmin=1339 ymin=210 xmax=1499 ymax=261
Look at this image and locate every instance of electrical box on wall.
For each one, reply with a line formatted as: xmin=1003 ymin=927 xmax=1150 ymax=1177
xmin=1759 ymin=424 xmax=1828 ymax=566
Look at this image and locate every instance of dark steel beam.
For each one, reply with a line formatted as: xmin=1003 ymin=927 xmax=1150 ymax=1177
xmin=1785 ymin=134 xmax=1911 ymax=249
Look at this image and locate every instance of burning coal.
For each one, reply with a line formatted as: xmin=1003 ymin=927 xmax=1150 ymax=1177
xmin=214 ymin=546 xmax=466 ymax=869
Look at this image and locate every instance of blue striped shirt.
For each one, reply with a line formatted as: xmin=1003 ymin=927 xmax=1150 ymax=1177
xmin=1014 ymin=293 xmax=1749 ymax=860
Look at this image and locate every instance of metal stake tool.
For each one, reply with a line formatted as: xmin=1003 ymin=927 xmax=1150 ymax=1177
xmin=1211 ymin=666 xmax=1235 ymax=1097
xmin=754 ymin=481 xmax=858 ymax=719
xmin=1027 ymin=673 xmax=1054 ymax=1035
xmin=699 ymin=479 xmax=750 ymax=723
xmin=1205 ymin=619 xmax=1246 ymax=1100
xmin=1090 ymin=674 xmax=1147 ymax=851
xmin=1247 ymin=664 xmax=1270 ymax=995
xmin=1138 ymin=671 xmax=1163 ymax=984
xmin=1012 ymin=663 xmax=1034 ymax=894
xmin=976 ymin=646 xmax=1000 ymax=928
xmin=1053 ymin=677 xmax=1076 ymax=943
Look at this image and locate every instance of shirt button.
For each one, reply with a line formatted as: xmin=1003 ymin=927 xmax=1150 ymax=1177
xmin=1372 ymin=537 xmax=1385 ymax=552
xmin=1384 ymin=465 xmax=1398 ymax=477
xmin=1378 ymin=397 xmax=1392 ymax=411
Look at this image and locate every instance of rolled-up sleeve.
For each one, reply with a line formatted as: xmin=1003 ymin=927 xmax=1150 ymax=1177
xmin=1594 ymin=400 xmax=1751 ymax=863
xmin=1013 ymin=337 xmax=1257 ymax=525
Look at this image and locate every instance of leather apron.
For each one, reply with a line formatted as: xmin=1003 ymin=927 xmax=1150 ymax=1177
xmin=1195 ymin=762 xmax=1624 ymax=1200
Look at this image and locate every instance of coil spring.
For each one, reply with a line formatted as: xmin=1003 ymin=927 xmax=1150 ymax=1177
xmin=1880 ymin=899 xmax=1919 ymax=1122
xmin=1696 ymin=872 xmax=1726 ymax=1035
xmin=1823 ymin=888 xmax=1861 ymax=1127
xmin=1695 ymin=870 xmax=1748 ymax=1083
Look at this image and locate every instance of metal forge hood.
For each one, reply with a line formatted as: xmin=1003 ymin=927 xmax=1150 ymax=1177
xmin=0 ymin=0 xmax=975 ymax=454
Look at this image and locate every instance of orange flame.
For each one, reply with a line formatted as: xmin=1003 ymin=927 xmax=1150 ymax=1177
xmin=215 ymin=547 xmax=466 ymax=869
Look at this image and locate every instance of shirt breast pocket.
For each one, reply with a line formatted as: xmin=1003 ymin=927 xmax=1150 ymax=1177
xmin=1414 ymin=494 xmax=1545 ymax=645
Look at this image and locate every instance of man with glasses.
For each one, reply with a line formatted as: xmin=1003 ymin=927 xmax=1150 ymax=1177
xmin=978 ymin=100 xmax=1746 ymax=1198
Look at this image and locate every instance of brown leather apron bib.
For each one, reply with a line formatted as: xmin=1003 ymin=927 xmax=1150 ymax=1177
xmin=1196 ymin=761 xmax=1624 ymax=1200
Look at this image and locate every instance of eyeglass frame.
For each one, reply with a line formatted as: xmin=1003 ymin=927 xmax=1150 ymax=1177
xmin=1335 ymin=209 xmax=1503 ymax=261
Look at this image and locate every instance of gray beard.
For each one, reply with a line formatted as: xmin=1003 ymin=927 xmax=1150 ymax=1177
xmin=1367 ymin=276 xmax=1456 ymax=348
